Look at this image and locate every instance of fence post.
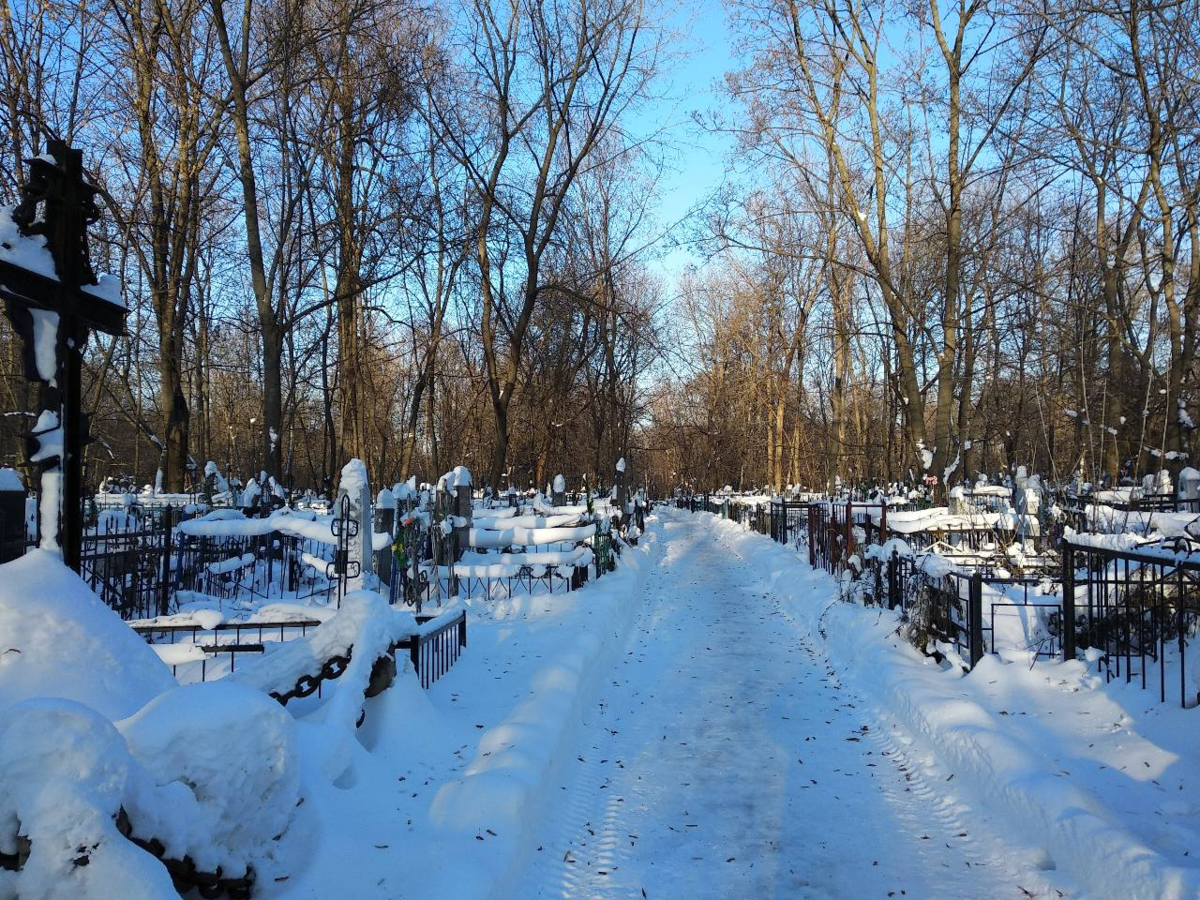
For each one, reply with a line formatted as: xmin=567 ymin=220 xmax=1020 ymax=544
xmin=1061 ymin=540 xmax=1076 ymax=661
xmin=969 ymin=572 xmax=983 ymax=669
xmin=807 ymin=505 xmax=817 ymax=568
xmin=158 ymin=505 xmax=174 ymax=617
xmin=888 ymin=549 xmax=899 ymax=609
xmin=844 ymin=502 xmax=854 ymax=561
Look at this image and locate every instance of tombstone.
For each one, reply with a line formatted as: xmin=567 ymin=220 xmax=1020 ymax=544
xmin=552 ymin=473 xmax=566 ymax=508
xmin=1154 ymin=469 xmax=1172 ymax=497
xmin=1015 ymin=473 xmax=1041 ymax=545
xmin=453 ymin=465 xmax=473 ymax=561
xmin=1180 ymin=467 xmax=1200 ymax=504
xmin=336 ymin=458 xmax=372 ymax=593
xmin=375 ymin=486 xmax=396 ymax=587
xmin=614 ymin=457 xmax=627 ymax=522
xmin=948 ymin=484 xmax=968 ymax=516
xmin=0 ymin=141 xmax=126 ymax=571
xmin=0 ymin=468 xmax=25 ymax=563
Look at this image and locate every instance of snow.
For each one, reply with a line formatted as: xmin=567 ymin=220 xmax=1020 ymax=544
xmin=207 ymin=551 xmax=255 ymax=575
xmin=81 ymin=273 xmax=125 ymax=309
xmin=509 ymin=512 xmax=1062 ymax=899
xmin=916 ymin=439 xmax=934 ymax=470
xmin=468 ymin=523 xmax=596 ymax=549
xmin=9 ymin=494 xmax=1200 ymax=899
xmin=552 ymin=474 xmax=565 ymax=494
xmin=0 ymin=205 xmax=58 ymax=280
xmin=230 ymin=591 xmax=415 ymax=702
xmin=339 ymin=457 xmax=369 ymax=495
xmin=0 ymin=550 xmax=175 ymax=719
xmin=150 ymin=643 xmax=208 ymax=666
xmin=30 ymin=309 xmax=59 ymax=385
xmin=1179 ymin=401 xmax=1195 ymax=430
xmin=706 ymin=513 xmax=1200 ymax=900
xmin=0 ymin=699 xmax=178 ymax=899
xmin=179 ymin=507 xmax=340 ymax=544
xmin=0 ymin=552 xmax=301 ymax=898
xmin=615 ymin=457 xmax=626 ymax=473
xmin=117 ymin=681 xmax=299 ymax=874
xmin=0 ymin=467 xmax=23 ymax=492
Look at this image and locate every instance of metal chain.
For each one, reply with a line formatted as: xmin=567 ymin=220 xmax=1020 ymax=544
xmin=115 ymin=807 xmax=254 ymax=899
xmin=269 ymin=652 xmax=351 ymax=706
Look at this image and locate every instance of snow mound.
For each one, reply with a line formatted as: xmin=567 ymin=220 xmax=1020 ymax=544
xmin=118 ymin=682 xmax=299 ymax=874
xmin=0 ymin=553 xmax=303 ymax=896
xmin=0 ymin=550 xmax=175 ymax=719
xmin=0 ymin=699 xmax=177 ymax=900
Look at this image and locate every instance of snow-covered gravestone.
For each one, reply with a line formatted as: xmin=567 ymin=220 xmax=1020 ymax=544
xmin=552 ymin=473 xmax=566 ymax=507
xmin=375 ymin=486 xmax=397 ymax=587
xmin=1180 ymin=467 xmax=1200 ymax=505
xmin=453 ymin=465 xmax=472 ymax=559
xmin=614 ymin=457 xmax=627 ymax=521
xmin=1015 ymin=473 xmax=1041 ymax=545
xmin=336 ymin=459 xmax=372 ymax=594
xmin=1154 ymin=469 xmax=1172 ymax=497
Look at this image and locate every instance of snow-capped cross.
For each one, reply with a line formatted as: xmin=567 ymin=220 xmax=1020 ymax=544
xmin=0 ymin=139 xmax=126 ymax=572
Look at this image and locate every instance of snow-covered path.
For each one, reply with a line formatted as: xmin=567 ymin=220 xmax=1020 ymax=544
xmin=510 ymin=513 xmax=1050 ymax=900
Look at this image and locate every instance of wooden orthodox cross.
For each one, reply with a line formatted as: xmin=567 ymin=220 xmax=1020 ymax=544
xmin=0 ymin=139 xmax=126 ymax=572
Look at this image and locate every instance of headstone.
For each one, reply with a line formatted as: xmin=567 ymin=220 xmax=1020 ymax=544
xmin=614 ymin=457 xmax=627 ymax=522
xmin=453 ymin=465 xmax=473 ymax=561
xmin=337 ymin=458 xmax=371 ymax=593
xmin=1179 ymin=467 xmax=1200 ymax=502
xmin=552 ymin=473 xmax=566 ymax=508
xmin=375 ymin=487 xmax=396 ymax=587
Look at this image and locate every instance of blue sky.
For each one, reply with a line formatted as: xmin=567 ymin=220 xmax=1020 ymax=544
xmin=633 ymin=0 xmax=739 ymax=285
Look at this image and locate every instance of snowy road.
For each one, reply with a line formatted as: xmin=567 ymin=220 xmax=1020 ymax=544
xmin=509 ymin=513 xmax=1055 ymax=900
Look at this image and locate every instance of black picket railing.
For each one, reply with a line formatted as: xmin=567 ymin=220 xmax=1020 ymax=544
xmin=399 ymin=610 xmax=468 ymax=689
xmin=1063 ymin=538 xmax=1200 ymax=708
xmin=770 ymin=500 xmax=810 ymax=545
xmin=129 ymin=618 xmax=325 ymax=682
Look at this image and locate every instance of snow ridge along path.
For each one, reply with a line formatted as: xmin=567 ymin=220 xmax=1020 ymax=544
xmin=510 ymin=510 xmax=1068 ymax=900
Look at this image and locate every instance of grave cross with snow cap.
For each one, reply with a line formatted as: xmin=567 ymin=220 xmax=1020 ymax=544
xmin=335 ymin=458 xmax=372 ymax=594
xmin=0 ymin=140 xmax=125 ymax=572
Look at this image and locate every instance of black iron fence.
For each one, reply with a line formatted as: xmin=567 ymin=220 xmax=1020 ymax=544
xmin=130 ymin=618 xmax=325 ymax=682
xmin=1063 ymin=539 xmax=1200 ymax=708
xmin=398 ymin=610 xmax=468 ymax=689
xmin=770 ymin=500 xmax=809 ymax=545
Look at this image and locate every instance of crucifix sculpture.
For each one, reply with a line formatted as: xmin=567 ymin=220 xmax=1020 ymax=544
xmin=0 ymin=139 xmax=126 ymax=572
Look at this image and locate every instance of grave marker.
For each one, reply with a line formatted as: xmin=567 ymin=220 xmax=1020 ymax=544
xmin=0 ymin=140 xmax=126 ymax=571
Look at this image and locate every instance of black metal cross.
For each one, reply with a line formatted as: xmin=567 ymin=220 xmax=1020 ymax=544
xmin=0 ymin=139 xmax=126 ymax=572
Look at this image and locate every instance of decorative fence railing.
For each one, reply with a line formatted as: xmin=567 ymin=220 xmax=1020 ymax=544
xmin=1062 ymin=539 xmax=1200 ymax=708
xmin=770 ymin=500 xmax=809 ymax=545
xmin=130 ymin=609 xmax=469 ymax=692
xmin=807 ymin=501 xmax=887 ymax=573
xmin=397 ymin=610 xmax=469 ymax=689
xmin=130 ymin=618 xmax=325 ymax=682
xmin=860 ymin=540 xmax=1200 ymax=708
xmin=691 ymin=495 xmax=1200 ymax=710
